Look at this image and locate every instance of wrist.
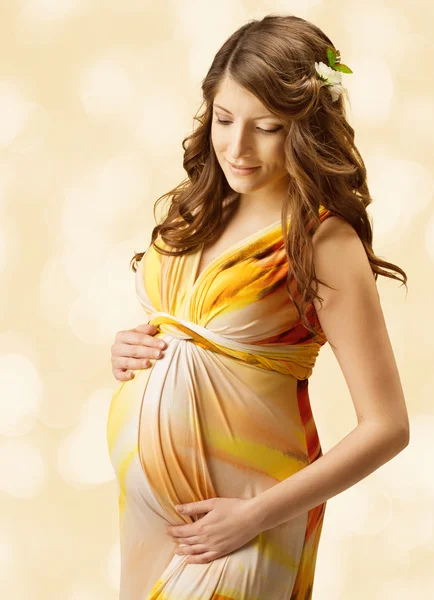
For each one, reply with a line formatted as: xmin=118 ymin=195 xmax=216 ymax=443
xmin=246 ymin=493 xmax=272 ymax=533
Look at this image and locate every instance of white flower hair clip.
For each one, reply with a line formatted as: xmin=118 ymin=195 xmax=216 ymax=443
xmin=315 ymin=46 xmax=353 ymax=102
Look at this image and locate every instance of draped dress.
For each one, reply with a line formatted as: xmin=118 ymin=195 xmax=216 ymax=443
xmin=106 ymin=203 xmax=334 ymax=599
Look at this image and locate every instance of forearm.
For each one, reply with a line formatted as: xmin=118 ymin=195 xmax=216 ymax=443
xmin=249 ymin=420 xmax=409 ymax=532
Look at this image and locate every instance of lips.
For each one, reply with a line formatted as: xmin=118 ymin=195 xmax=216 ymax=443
xmin=227 ymin=161 xmax=260 ymax=175
xmin=229 ymin=162 xmax=258 ymax=169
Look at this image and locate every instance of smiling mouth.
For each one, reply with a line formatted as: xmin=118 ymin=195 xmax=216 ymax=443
xmin=229 ymin=161 xmax=259 ymax=169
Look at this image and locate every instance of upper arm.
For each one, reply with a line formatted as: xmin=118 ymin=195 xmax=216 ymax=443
xmin=311 ymin=216 xmax=409 ymax=438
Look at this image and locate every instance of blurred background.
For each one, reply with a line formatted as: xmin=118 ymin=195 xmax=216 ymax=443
xmin=0 ymin=0 xmax=433 ymax=598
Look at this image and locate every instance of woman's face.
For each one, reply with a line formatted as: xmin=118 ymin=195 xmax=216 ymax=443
xmin=211 ymin=76 xmax=290 ymax=199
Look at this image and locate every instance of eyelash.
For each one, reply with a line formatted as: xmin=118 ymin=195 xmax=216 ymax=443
xmin=214 ymin=118 xmax=281 ymax=135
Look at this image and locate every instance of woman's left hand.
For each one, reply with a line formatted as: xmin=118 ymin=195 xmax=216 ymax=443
xmin=167 ymin=497 xmax=261 ymax=564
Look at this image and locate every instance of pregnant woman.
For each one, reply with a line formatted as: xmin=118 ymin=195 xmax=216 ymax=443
xmin=107 ymin=14 xmax=410 ymax=600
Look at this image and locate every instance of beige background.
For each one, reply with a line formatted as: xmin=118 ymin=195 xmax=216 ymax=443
xmin=1 ymin=1 xmax=433 ymax=598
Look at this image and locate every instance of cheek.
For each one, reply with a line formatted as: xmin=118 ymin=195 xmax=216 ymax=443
xmin=211 ymin=128 xmax=225 ymax=153
xmin=269 ymin=140 xmax=286 ymax=169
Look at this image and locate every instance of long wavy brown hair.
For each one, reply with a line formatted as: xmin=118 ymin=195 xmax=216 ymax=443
xmin=130 ymin=14 xmax=407 ymax=338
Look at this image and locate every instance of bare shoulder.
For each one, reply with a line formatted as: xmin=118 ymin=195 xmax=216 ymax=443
xmin=311 ymin=214 xmax=375 ymax=312
xmin=312 ymin=214 xmax=359 ymax=248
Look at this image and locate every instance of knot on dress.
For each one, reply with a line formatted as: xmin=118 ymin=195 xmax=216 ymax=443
xmin=147 ymin=311 xmax=320 ymax=380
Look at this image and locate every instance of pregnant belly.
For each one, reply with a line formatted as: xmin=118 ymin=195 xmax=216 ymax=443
xmin=107 ymin=336 xmax=311 ymax=522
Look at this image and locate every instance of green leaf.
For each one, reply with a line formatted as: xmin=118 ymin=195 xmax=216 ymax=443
xmin=326 ymin=46 xmax=336 ymax=68
xmin=334 ymin=63 xmax=353 ymax=74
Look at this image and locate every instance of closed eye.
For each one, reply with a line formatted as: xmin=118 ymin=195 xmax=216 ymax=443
xmin=214 ymin=118 xmax=282 ymax=135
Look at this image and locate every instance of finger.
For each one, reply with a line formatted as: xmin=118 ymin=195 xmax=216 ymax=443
xmin=171 ymin=535 xmax=201 ymax=545
xmin=175 ymin=543 xmax=208 ymax=556
xmin=176 ymin=499 xmax=215 ymax=515
xmin=113 ymin=368 xmax=136 ymax=381
xmin=114 ymin=332 xmax=167 ymax=352
xmin=132 ymin=323 xmax=158 ymax=333
xmin=112 ymin=354 xmax=159 ymax=371
xmin=169 ymin=524 xmax=198 ymax=538
xmin=112 ymin=357 xmax=155 ymax=373
xmin=112 ymin=330 xmax=167 ymax=352
xmin=112 ymin=358 xmax=151 ymax=379
xmin=112 ymin=342 xmax=165 ymax=361
xmin=115 ymin=324 xmax=158 ymax=342
xmin=186 ymin=551 xmax=218 ymax=564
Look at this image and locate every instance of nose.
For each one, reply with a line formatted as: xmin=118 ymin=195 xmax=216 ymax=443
xmin=227 ymin=125 xmax=253 ymax=159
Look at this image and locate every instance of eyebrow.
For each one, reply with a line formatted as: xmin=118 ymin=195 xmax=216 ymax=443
xmin=213 ymin=103 xmax=277 ymax=120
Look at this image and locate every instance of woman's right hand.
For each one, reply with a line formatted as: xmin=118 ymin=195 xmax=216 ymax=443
xmin=111 ymin=324 xmax=167 ymax=381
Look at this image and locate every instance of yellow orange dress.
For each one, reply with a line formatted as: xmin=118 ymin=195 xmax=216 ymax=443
xmin=107 ymin=204 xmax=334 ymax=599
